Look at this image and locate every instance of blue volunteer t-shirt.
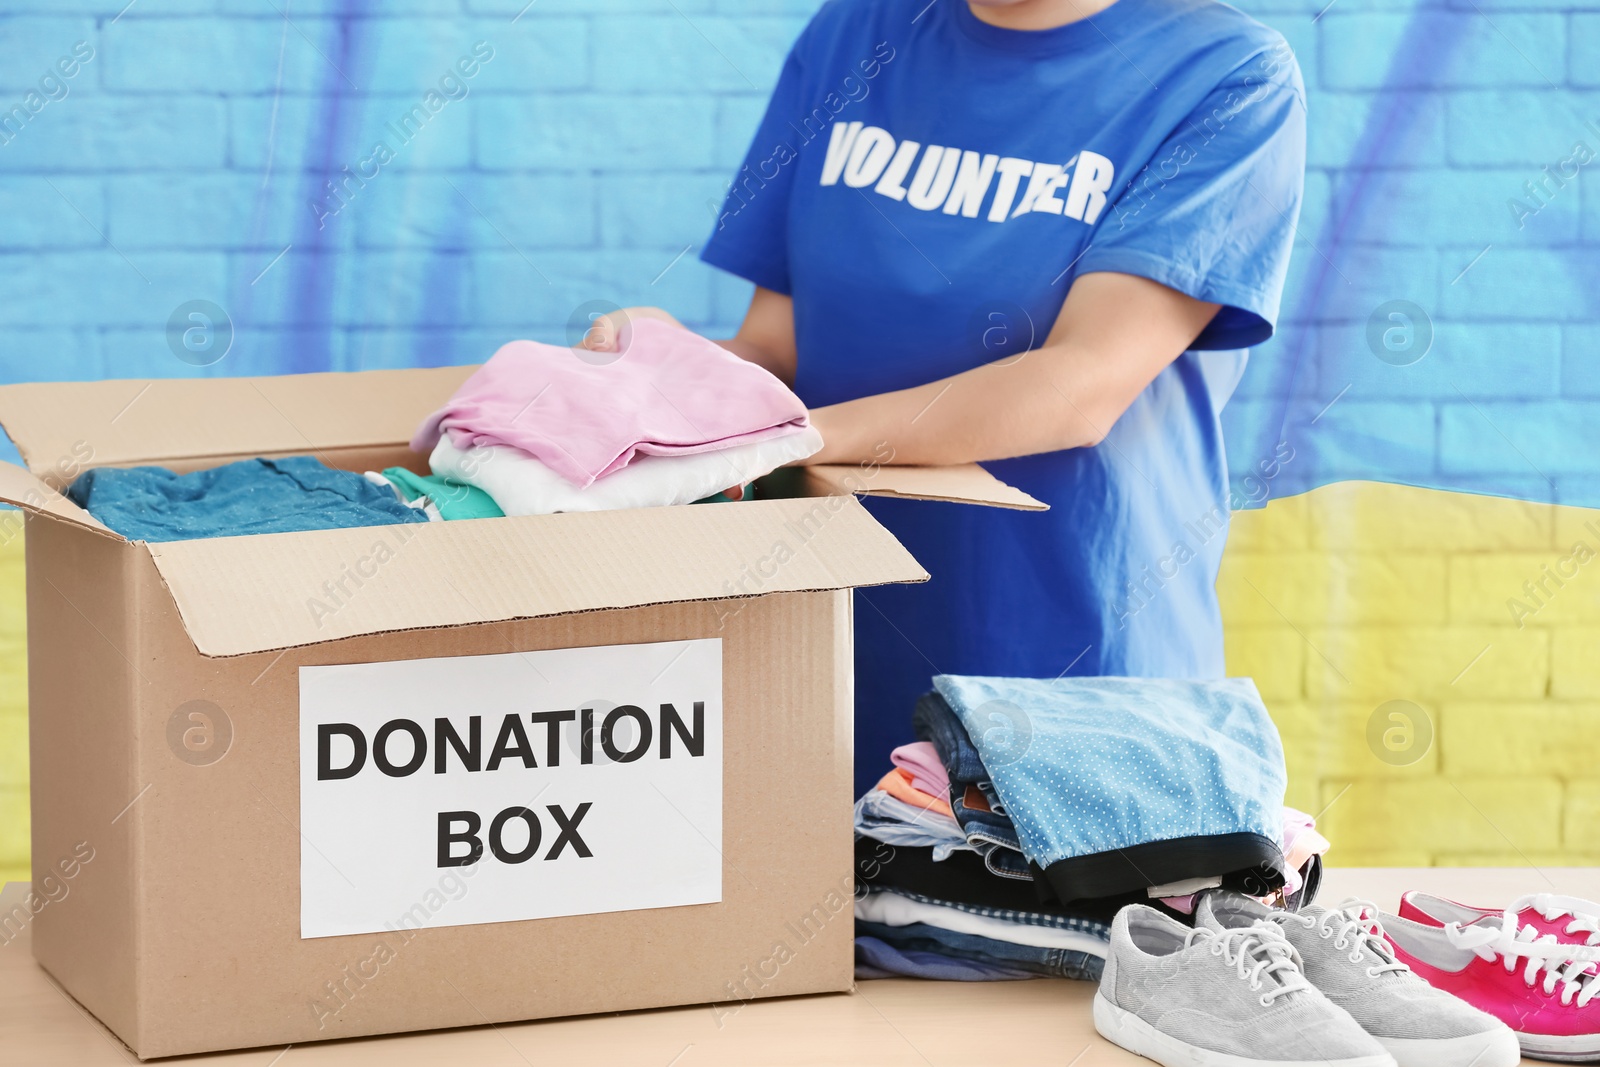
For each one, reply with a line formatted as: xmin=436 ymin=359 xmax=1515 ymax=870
xmin=701 ymin=0 xmax=1306 ymax=795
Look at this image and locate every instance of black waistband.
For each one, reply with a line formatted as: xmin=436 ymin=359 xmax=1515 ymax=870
xmin=1032 ymin=831 xmax=1287 ymax=904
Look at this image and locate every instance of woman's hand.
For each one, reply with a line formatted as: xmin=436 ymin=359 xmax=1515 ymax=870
xmin=580 ymin=306 xmax=684 ymax=353
xmin=578 ymin=289 xmax=800 ymax=386
xmin=797 ymin=404 xmax=864 ymax=467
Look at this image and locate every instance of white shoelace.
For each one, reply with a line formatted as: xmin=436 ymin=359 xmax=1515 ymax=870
xmin=1276 ymin=899 xmax=1410 ymax=979
xmin=1513 ymin=893 xmax=1600 ymax=946
xmin=1446 ymin=911 xmax=1600 ymax=1008
xmin=1186 ymin=923 xmax=1311 ymax=1005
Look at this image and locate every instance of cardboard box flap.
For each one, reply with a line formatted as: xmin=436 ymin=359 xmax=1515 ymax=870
xmin=0 ymin=460 xmax=123 ymax=540
xmin=146 ymin=496 xmax=929 ymax=657
xmin=0 ymin=366 xmax=475 ymax=474
xmin=805 ymin=463 xmax=1047 ymax=511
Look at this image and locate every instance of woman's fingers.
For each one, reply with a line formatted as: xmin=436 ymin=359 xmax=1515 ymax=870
xmin=578 ymin=306 xmax=687 ymax=353
xmin=580 ymin=312 xmax=623 ymax=352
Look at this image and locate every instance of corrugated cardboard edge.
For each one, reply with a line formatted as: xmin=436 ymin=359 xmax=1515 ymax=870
xmin=0 ymin=365 xmax=475 ymax=476
xmin=0 ymin=460 xmax=124 ymax=541
xmin=804 ymin=463 xmax=1048 ymax=511
xmin=145 ymin=496 xmax=930 ymax=659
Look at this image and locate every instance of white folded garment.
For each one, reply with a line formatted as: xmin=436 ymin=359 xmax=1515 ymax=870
xmin=429 ymin=425 xmax=822 ymax=516
xmin=853 ymin=889 xmax=1110 ymax=955
xmin=361 ymin=470 xmax=442 ymax=522
xmin=1146 ymin=876 xmax=1223 ymax=899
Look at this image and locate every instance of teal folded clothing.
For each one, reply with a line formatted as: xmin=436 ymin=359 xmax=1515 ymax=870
xmin=379 ymin=466 xmax=504 ymax=521
xmin=66 ymin=457 xmax=432 ymax=542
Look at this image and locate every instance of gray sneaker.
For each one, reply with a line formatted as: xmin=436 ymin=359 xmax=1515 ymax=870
xmin=1095 ymin=904 xmax=1395 ymax=1067
xmin=1197 ymin=892 xmax=1520 ymax=1067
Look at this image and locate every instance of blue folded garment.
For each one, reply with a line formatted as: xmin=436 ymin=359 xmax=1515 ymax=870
xmin=855 ymin=922 xmax=1101 ymax=981
xmin=854 ymin=935 xmax=1036 ymax=981
xmin=66 ymin=456 xmax=431 ymax=542
xmin=853 ymin=790 xmax=974 ymax=860
xmin=912 ymin=691 xmax=1030 ymax=880
xmin=932 ymin=674 xmax=1288 ymax=904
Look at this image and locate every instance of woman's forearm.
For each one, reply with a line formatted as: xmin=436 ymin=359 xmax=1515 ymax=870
xmin=804 ymin=272 xmax=1220 ymax=467
xmin=805 ymin=343 xmax=1129 ymax=466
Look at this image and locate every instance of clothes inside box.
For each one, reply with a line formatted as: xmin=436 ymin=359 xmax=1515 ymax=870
xmin=65 ymin=320 xmax=820 ymax=542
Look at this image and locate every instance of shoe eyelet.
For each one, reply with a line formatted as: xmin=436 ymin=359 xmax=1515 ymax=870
xmin=1365 ymin=967 xmax=1380 ymax=978
xmin=1259 ymin=994 xmax=1273 ymax=1007
xmin=1319 ymin=928 xmax=1332 ymax=939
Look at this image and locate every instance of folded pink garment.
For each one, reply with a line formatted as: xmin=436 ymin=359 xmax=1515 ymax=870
xmin=890 ymin=741 xmax=950 ymax=800
xmin=411 ymin=318 xmax=810 ymax=489
xmin=1281 ymin=806 xmax=1331 ymax=896
xmin=1160 ymin=894 xmax=1199 ymax=915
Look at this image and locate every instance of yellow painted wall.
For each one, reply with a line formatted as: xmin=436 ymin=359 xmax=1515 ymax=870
xmin=0 ymin=524 xmax=27 ymax=885
xmin=1222 ymin=481 xmax=1600 ymax=867
xmin=1 ymin=479 xmax=1595 ymax=876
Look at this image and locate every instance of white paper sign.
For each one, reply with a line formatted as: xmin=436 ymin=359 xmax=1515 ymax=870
xmin=299 ymin=639 xmax=722 ymax=939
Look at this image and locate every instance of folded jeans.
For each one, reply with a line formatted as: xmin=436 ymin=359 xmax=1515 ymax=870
xmin=911 ymin=692 xmax=1025 ymax=855
xmin=854 ymin=935 xmax=1035 ymax=981
xmin=854 ymin=919 xmax=1103 ymax=981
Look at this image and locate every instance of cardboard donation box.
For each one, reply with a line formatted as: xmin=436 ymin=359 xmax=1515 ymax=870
xmin=0 ymin=367 xmax=1044 ymax=1060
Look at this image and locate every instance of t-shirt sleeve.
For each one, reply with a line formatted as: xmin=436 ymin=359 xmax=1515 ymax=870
xmin=698 ymin=38 xmax=811 ymax=295
xmin=1074 ymin=47 xmax=1307 ymax=350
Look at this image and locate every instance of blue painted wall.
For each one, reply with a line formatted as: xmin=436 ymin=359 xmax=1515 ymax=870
xmin=0 ymin=0 xmax=1595 ymax=502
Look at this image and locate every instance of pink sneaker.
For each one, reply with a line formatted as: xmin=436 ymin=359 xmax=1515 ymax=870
xmin=1381 ymin=908 xmax=1600 ymax=1062
xmin=1401 ymin=891 xmax=1600 ymax=948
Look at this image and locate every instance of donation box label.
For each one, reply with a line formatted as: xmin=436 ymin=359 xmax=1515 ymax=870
xmin=299 ymin=639 xmax=723 ymax=938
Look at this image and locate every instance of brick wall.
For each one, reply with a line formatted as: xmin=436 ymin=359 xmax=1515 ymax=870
xmin=0 ymin=0 xmax=1596 ymax=879
xmin=1215 ymin=0 xmax=1600 ymax=866
xmin=0 ymin=533 xmax=23 ymax=883
xmin=1222 ymin=481 xmax=1600 ymax=867
xmin=0 ymin=0 xmax=819 ymax=402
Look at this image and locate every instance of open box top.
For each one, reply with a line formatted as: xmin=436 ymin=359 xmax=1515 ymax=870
xmin=0 ymin=367 xmax=1046 ymax=659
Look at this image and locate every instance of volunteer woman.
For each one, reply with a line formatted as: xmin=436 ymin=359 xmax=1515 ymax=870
xmin=598 ymin=0 xmax=1305 ymax=794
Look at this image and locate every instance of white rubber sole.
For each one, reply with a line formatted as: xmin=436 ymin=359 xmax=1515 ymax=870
xmin=1092 ymin=994 xmax=1398 ymax=1067
xmin=1516 ymin=1029 xmax=1600 ymax=1063
xmin=1377 ymin=1029 xmax=1521 ymax=1067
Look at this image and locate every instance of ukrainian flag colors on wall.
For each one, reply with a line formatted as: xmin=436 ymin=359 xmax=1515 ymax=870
xmin=1 ymin=0 xmax=1597 ymax=879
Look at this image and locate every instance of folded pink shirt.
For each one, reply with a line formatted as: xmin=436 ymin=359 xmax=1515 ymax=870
xmin=410 ymin=318 xmax=810 ymax=489
xmin=890 ymin=741 xmax=951 ymax=801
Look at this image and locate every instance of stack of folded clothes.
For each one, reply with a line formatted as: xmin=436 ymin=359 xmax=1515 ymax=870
xmin=407 ymin=318 xmax=822 ymax=516
xmin=854 ymin=674 xmax=1331 ymax=981
xmin=854 ymin=739 xmax=1115 ymax=981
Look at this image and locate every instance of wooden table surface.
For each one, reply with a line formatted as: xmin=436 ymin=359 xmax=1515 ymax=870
xmin=4 ymin=868 xmax=1596 ymax=1065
